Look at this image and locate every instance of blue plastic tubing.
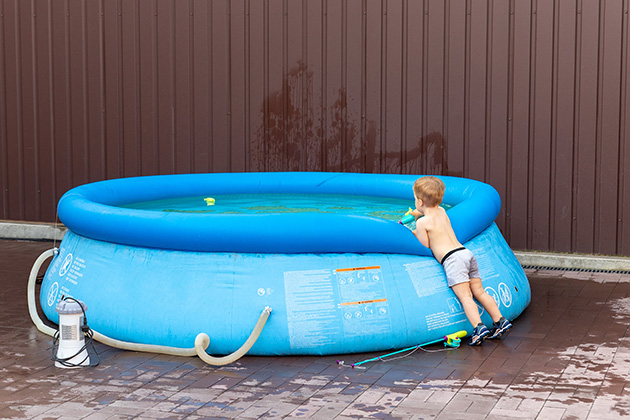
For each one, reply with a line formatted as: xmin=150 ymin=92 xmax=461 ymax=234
xmin=57 ymin=172 xmax=501 ymax=256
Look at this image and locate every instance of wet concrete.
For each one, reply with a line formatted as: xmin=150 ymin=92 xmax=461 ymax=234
xmin=0 ymin=239 xmax=628 ymax=419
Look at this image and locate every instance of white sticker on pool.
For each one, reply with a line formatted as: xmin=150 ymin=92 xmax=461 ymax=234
xmin=47 ymin=282 xmax=59 ymax=307
xmin=284 ymin=266 xmax=391 ymax=350
xmin=58 ymin=253 xmax=73 ymax=277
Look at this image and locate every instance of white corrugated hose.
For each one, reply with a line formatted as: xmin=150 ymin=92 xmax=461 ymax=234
xmin=28 ymin=248 xmax=271 ymax=366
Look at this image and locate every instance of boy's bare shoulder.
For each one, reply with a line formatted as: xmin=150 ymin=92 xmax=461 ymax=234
xmin=415 ymin=212 xmax=431 ymax=225
xmin=416 ymin=214 xmax=437 ymax=233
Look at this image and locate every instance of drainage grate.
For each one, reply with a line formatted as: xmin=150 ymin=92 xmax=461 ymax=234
xmin=521 ymin=265 xmax=630 ymax=275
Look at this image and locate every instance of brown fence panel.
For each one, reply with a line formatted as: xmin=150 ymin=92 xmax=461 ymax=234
xmin=622 ymin=0 xmax=630 ymax=256
xmin=3 ymin=0 xmax=630 ymax=256
xmin=552 ymin=0 xmax=577 ymax=254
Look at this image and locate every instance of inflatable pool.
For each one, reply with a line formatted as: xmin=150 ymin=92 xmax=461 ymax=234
xmin=38 ymin=172 xmax=530 ymax=356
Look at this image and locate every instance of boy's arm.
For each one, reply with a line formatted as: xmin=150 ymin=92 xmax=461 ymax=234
xmin=413 ymin=219 xmax=430 ymax=248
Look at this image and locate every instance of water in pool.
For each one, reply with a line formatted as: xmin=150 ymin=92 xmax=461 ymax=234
xmin=123 ymin=193 xmax=451 ymax=227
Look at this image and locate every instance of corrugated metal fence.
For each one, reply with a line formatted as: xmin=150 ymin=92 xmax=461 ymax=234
xmin=2 ymin=0 xmax=630 ymax=256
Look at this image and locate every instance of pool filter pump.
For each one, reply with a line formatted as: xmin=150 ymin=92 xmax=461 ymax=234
xmin=53 ymin=298 xmax=91 ymax=368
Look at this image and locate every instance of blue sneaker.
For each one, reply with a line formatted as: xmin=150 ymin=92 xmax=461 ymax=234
xmin=488 ymin=317 xmax=512 ymax=339
xmin=468 ymin=323 xmax=490 ymax=346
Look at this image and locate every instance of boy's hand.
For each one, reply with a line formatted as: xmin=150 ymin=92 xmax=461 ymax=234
xmin=410 ymin=209 xmax=423 ymax=219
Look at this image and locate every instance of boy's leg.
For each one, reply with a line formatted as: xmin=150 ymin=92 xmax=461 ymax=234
xmin=469 ymin=277 xmax=502 ymax=322
xmin=451 ymin=282 xmax=482 ymax=327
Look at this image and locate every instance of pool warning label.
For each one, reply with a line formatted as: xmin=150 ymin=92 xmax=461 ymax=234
xmin=284 ymin=265 xmax=391 ymax=350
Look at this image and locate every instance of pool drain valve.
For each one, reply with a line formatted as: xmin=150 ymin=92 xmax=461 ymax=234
xmin=52 ymin=298 xmax=96 ymax=368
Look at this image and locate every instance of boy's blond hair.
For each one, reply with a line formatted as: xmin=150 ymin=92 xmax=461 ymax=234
xmin=413 ymin=176 xmax=445 ymax=207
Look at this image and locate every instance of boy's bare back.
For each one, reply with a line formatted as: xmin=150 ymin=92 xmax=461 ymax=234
xmin=414 ymin=206 xmax=463 ymax=262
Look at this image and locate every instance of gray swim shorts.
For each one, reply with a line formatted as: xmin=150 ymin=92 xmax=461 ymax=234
xmin=441 ymin=247 xmax=481 ymax=287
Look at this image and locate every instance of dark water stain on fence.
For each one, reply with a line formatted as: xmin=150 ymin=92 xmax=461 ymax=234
xmin=255 ymin=62 xmax=458 ymax=176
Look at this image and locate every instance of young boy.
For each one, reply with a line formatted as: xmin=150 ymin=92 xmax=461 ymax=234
xmin=410 ymin=176 xmax=512 ymax=345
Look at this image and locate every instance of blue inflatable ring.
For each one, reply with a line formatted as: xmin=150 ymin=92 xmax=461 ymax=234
xmin=57 ymin=172 xmax=501 ymax=255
